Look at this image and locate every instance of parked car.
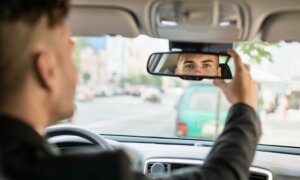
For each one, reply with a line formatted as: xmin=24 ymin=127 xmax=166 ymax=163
xmin=141 ymin=88 xmax=162 ymax=103
xmin=76 ymin=86 xmax=94 ymax=101
xmin=92 ymin=85 xmax=114 ymax=97
xmin=124 ymin=85 xmax=143 ymax=97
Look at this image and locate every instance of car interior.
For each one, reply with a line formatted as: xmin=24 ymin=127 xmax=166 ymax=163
xmin=47 ymin=0 xmax=300 ymax=179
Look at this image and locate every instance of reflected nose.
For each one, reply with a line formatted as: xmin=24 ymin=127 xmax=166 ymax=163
xmin=194 ymin=68 xmax=203 ymax=75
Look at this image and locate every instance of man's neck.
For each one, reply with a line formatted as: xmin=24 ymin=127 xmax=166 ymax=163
xmin=0 ymin=109 xmax=49 ymax=136
xmin=0 ymin=94 xmax=51 ymax=136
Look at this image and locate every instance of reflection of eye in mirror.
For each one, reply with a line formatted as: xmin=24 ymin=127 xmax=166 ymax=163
xmin=147 ymin=52 xmax=232 ymax=80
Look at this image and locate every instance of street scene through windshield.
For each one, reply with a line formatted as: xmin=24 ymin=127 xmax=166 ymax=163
xmin=67 ymin=35 xmax=300 ymax=147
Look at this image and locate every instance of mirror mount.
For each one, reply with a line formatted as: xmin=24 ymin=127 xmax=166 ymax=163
xmin=219 ymin=64 xmax=233 ymax=79
xmin=169 ymin=41 xmax=233 ymax=53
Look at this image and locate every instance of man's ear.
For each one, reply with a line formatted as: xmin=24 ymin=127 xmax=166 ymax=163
xmin=34 ymin=52 xmax=56 ymax=91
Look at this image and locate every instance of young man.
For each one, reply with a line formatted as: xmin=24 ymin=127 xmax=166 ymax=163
xmin=0 ymin=0 xmax=260 ymax=180
xmin=175 ymin=53 xmax=221 ymax=77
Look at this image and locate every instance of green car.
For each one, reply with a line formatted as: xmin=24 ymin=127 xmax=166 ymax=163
xmin=176 ymin=83 xmax=230 ymax=139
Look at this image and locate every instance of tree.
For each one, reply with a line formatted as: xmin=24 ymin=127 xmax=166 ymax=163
xmin=82 ymin=72 xmax=91 ymax=83
xmin=72 ymin=38 xmax=90 ymax=72
xmin=234 ymin=41 xmax=279 ymax=63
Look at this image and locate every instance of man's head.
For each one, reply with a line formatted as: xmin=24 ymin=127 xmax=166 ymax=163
xmin=0 ymin=0 xmax=76 ymax=126
xmin=175 ymin=53 xmax=220 ymax=76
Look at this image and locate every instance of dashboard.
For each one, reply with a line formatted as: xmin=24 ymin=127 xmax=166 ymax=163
xmin=144 ymin=158 xmax=272 ymax=179
xmin=49 ymin=135 xmax=300 ymax=180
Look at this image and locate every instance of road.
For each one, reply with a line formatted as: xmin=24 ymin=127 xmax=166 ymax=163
xmin=72 ymin=96 xmax=177 ymax=137
xmin=65 ymin=95 xmax=300 ymax=147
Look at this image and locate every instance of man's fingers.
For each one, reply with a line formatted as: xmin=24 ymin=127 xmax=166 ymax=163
xmin=227 ymin=49 xmax=244 ymax=72
xmin=213 ymin=79 xmax=227 ymax=91
xmin=244 ymin=63 xmax=250 ymax=71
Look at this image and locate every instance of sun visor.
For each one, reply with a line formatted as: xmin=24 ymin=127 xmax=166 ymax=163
xmin=262 ymin=12 xmax=300 ymax=42
xmin=151 ymin=0 xmax=248 ymax=43
xmin=68 ymin=7 xmax=140 ymax=37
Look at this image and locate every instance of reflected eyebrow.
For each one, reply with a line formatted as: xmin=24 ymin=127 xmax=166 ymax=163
xmin=201 ymin=60 xmax=214 ymax=63
xmin=183 ymin=60 xmax=195 ymax=64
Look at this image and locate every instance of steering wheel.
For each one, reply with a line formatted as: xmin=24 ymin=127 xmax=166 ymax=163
xmin=47 ymin=125 xmax=143 ymax=171
xmin=46 ymin=125 xmax=111 ymax=150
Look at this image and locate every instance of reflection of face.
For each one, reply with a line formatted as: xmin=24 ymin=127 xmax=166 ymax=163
xmin=175 ymin=53 xmax=220 ymax=76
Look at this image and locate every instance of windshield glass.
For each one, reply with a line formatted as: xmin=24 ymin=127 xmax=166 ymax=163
xmin=67 ymin=35 xmax=300 ymax=147
xmin=189 ymin=92 xmax=217 ymax=111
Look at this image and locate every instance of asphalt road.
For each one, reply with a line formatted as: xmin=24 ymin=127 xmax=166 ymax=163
xmin=67 ymin=95 xmax=300 ymax=147
xmin=73 ymin=96 xmax=177 ymax=137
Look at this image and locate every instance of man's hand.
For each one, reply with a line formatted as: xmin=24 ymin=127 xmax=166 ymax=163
xmin=213 ymin=49 xmax=258 ymax=110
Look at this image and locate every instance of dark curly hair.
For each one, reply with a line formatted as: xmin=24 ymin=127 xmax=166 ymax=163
xmin=0 ymin=0 xmax=70 ymax=26
xmin=0 ymin=0 xmax=71 ymax=105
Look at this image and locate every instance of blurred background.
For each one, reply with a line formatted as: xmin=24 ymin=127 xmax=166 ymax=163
xmin=65 ymin=35 xmax=300 ymax=147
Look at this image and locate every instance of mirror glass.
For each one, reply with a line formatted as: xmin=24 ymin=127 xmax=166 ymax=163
xmin=147 ymin=52 xmax=232 ymax=80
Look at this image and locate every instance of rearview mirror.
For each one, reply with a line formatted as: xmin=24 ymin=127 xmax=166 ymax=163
xmin=147 ymin=52 xmax=233 ymax=80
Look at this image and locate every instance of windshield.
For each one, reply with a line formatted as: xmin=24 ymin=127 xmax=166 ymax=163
xmin=67 ymin=35 xmax=300 ymax=147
